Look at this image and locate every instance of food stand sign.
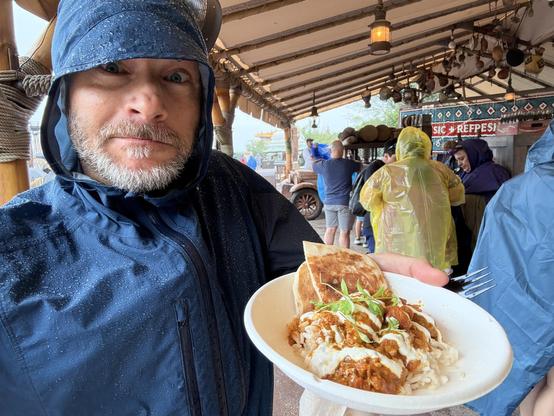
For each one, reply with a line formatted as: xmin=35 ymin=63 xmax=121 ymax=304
xmin=432 ymin=119 xmax=498 ymax=137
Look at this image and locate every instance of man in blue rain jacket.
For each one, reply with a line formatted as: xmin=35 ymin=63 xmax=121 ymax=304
xmin=467 ymin=121 xmax=554 ymax=415
xmin=0 ymin=1 xmax=455 ymax=415
xmin=0 ymin=1 xmax=324 ymax=415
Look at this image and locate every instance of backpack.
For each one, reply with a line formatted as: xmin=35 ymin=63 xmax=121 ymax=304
xmin=349 ymin=173 xmax=366 ymax=217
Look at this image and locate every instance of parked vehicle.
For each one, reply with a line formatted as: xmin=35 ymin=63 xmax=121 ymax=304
xmin=277 ymin=169 xmax=323 ymax=221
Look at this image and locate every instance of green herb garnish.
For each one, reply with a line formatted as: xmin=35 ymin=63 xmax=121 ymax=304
xmin=385 ymin=316 xmax=400 ymax=331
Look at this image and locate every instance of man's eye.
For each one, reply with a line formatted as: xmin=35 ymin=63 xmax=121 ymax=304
xmin=101 ymin=62 xmax=121 ymax=73
xmin=167 ymin=71 xmax=190 ymax=83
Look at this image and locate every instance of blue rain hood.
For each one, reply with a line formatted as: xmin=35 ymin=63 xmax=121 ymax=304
xmin=460 ymin=138 xmax=493 ymax=170
xmin=467 ymin=120 xmax=554 ymax=415
xmin=41 ymin=0 xmax=215 ymax=206
xmin=458 ymin=139 xmax=510 ymax=198
xmin=526 ymin=120 xmax=554 ymax=171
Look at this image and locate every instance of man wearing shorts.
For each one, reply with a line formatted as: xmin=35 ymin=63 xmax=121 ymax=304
xmin=313 ymin=140 xmax=361 ymax=248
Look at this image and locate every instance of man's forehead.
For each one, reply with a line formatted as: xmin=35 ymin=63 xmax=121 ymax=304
xmin=109 ymin=58 xmax=199 ymax=66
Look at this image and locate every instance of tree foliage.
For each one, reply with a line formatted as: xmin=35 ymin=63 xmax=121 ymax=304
xmin=296 ymin=98 xmax=401 ymax=144
xmin=344 ymin=98 xmax=400 ymax=130
xmin=298 ymin=126 xmax=338 ymax=144
xmin=245 ymin=138 xmax=269 ymax=156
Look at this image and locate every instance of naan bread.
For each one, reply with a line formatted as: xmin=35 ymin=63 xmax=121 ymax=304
xmin=292 ymin=262 xmax=319 ymax=315
xmin=302 ymin=241 xmax=388 ymax=303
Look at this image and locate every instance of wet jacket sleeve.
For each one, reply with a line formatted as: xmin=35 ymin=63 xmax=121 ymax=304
xmin=467 ymin=165 xmax=554 ymax=415
xmin=0 ymin=315 xmax=44 ymax=415
xmin=254 ymin=191 xmax=321 ymax=279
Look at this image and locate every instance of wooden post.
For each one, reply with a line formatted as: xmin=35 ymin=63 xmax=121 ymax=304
xmin=291 ymin=125 xmax=299 ymax=166
xmin=14 ymin=0 xmax=58 ymax=20
xmin=28 ymin=16 xmax=56 ymax=71
xmin=211 ymin=97 xmax=226 ymax=126
xmin=0 ymin=0 xmax=29 ymax=205
xmin=0 ymin=1 xmax=57 ymax=205
xmin=284 ymin=127 xmax=292 ymax=176
xmin=212 ymin=74 xmax=241 ymax=157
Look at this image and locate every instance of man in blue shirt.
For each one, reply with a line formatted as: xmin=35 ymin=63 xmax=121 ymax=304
xmin=313 ymin=140 xmax=361 ymax=248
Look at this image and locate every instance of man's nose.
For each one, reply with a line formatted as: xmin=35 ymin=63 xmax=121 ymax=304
xmin=126 ymin=82 xmax=168 ymax=123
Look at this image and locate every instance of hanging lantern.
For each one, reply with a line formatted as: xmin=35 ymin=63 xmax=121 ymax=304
xmin=448 ymin=29 xmax=456 ymax=50
xmin=504 ymin=74 xmax=515 ymax=101
xmin=361 ymin=88 xmax=372 ymax=108
xmin=310 ymin=91 xmax=319 ymax=129
xmin=524 ymin=47 xmax=545 ymax=75
xmin=369 ymin=0 xmax=391 ymax=55
xmin=379 ymin=86 xmax=392 ymax=100
xmin=492 ymin=44 xmax=504 ymax=62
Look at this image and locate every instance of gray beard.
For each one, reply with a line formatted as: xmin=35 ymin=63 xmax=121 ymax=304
xmin=69 ymin=116 xmax=192 ymax=193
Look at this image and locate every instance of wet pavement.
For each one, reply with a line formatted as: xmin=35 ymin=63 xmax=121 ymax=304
xmin=271 ymin=214 xmax=481 ymax=416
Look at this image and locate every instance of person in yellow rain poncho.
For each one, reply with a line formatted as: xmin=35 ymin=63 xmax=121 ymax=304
xmin=360 ymin=127 xmax=465 ymax=270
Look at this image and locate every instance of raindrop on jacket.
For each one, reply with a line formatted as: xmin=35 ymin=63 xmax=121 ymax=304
xmin=359 ymin=127 xmax=465 ymax=270
xmin=467 ymin=121 xmax=554 ymax=416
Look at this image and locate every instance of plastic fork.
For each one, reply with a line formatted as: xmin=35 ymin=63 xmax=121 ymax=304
xmin=451 ymin=267 xmax=495 ymax=299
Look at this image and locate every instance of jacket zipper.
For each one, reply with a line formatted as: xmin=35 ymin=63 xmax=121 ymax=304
xmin=148 ymin=212 xmax=229 ymax=416
xmin=178 ymin=303 xmax=202 ymax=416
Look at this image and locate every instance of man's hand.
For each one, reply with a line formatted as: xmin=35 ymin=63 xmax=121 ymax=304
xmin=369 ymin=253 xmax=449 ymax=287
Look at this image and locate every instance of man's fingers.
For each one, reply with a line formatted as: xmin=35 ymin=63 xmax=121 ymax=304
xmin=368 ymin=253 xmax=449 ymax=287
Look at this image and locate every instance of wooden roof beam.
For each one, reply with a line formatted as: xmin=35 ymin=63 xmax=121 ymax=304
xmin=241 ymin=1 xmax=524 ymax=75
xmin=476 ymin=75 xmax=508 ymax=90
xmin=211 ymin=62 xmax=292 ymax=126
xmin=292 ymin=88 xmax=377 ymax=119
xmin=269 ymin=44 xmax=454 ymax=97
xmin=290 ymin=71 xmax=421 ymax=116
xmin=511 ymin=68 xmax=554 ymax=88
xmin=285 ymin=74 xmax=390 ymax=109
xmin=262 ymin=37 xmax=460 ymax=93
xmin=291 ymin=88 xmax=372 ymax=118
xmin=216 ymin=0 xmax=423 ymax=57
xmin=290 ymin=75 xmax=481 ymax=117
xmin=256 ymin=34 xmax=468 ymax=86
xmin=280 ymin=52 xmax=450 ymax=106
xmin=222 ymin=0 xmax=306 ymax=23
xmin=465 ymin=84 xmax=500 ymax=101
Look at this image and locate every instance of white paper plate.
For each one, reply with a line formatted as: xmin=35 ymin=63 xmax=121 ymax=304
xmin=244 ymin=272 xmax=512 ymax=415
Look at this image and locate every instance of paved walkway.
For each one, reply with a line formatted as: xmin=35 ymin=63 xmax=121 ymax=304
xmin=271 ymin=214 xmax=481 ymax=416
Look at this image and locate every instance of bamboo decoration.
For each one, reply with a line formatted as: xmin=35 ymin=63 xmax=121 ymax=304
xmin=211 ymin=97 xmax=226 ymax=125
xmin=212 ymin=73 xmax=242 ymax=157
xmin=0 ymin=0 xmax=57 ymax=205
xmin=284 ymin=127 xmax=292 ymax=176
xmin=28 ymin=16 xmax=56 ymax=71
xmin=0 ymin=0 xmax=29 ymax=205
xmin=15 ymin=0 xmax=58 ymax=20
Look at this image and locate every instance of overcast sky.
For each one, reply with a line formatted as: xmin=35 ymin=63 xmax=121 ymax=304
xmin=13 ymin=4 xmax=356 ymax=153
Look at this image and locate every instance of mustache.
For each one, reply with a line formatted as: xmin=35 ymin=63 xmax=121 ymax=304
xmin=98 ymin=121 xmax=181 ymax=146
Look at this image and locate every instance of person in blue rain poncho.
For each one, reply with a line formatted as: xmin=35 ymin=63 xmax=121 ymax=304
xmin=0 ymin=1 xmax=451 ymax=415
xmin=467 ymin=121 xmax=554 ymax=416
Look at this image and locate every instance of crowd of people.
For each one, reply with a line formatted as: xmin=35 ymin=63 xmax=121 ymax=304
xmin=303 ymin=128 xmax=508 ymax=276
xmin=0 ymin=1 xmax=552 ymax=415
xmin=304 ymin=125 xmax=554 ymax=415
